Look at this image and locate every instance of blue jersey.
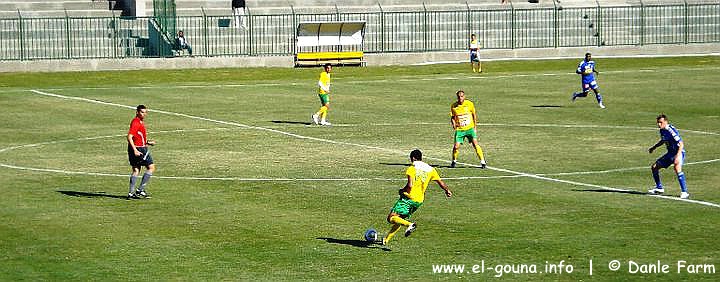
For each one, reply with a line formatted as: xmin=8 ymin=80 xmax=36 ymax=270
xmin=659 ymin=124 xmax=684 ymax=154
xmin=576 ymin=60 xmax=596 ymax=84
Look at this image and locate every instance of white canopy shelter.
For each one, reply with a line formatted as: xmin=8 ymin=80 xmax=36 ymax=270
xmin=296 ymin=21 xmax=366 ymax=47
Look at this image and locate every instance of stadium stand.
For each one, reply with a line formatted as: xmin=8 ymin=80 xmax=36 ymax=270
xmin=0 ymin=0 xmax=718 ymax=61
xmin=0 ymin=0 xmax=115 ymax=18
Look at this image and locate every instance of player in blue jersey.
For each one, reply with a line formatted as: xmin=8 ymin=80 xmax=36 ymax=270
xmin=571 ymin=53 xmax=605 ymax=109
xmin=648 ymin=114 xmax=689 ymax=199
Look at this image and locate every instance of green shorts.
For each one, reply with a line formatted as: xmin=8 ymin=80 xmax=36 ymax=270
xmin=318 ymin=94 xmax=329 ymax=105
xmin=390 ymin=197 xmax=423 ymax=218
xmin=454 ymin=128 xmax=477 ymax=144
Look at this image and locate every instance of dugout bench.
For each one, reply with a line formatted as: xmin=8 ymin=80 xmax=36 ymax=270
xmin=294 ymin=51 xmax=365 ymax=67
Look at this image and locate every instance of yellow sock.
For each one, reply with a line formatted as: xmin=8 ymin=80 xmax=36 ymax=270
xmin=319 ymin=106 xmax=328 ymax=120
xmin=384 ymin=224 xmax=402 ymax=244
xmin=474 ymin=144 xmax=485 ymax=161
xmin=390 ymin=215 xmax=411 ymax=227
xmin=452 ymin=148 xmax=459 ymax=161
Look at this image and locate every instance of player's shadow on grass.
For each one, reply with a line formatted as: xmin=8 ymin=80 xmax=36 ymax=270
xmin=380 ymin=162 xmax=456 ymax=168
xmin=317 ymin=237 xmax=391 ymax=252
xmin=271 ymin=120 xmax=312 ymax=126
xmin=531 ymin=105 xmax=563 ymax=108
xmin=573 ymin=189 xmax=647 ymax=195
xmin=58 ymin=190 xmax=127 ymax=199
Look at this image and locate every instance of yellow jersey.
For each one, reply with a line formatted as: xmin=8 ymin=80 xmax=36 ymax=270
xmin=451 ymin=100 xmax=476 ymax=131
xmin=470 ymin=39 xmax=479 ymax=51
xmin=318 ymin=71 xmax=331 ymax=94
xmin=405 ymin=161 xmax=441 ymax=203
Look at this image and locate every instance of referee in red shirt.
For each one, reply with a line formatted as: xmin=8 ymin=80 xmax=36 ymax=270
xmin=127 ymin=105 xmax=156 ymax=199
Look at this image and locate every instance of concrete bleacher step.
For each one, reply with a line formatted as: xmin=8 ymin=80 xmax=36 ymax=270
xmin=0 ymin=1 xmax=102 ymax=11
xmin=1 ymin=10 xmax=116 ymax=18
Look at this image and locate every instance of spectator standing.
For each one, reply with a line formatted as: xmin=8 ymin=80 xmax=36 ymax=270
xmin=233 ymin=0 xmax=247 ymax=29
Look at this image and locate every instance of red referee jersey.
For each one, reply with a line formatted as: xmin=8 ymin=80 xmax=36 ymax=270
xmin=128 ymin=117 xmax=147 ymax=147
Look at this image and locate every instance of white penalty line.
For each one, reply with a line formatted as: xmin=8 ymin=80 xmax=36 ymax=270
xmin=23 ymin=89 xmax=720 ymax=208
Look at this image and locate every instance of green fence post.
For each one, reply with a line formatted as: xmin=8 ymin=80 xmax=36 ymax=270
xmin=202 ymin=7 xmax=208 ymax=56
xmin=466 ymin=1 xmax=471 ymax=40
xmin=639 ymin=0 xmax=645 ymax=46
xmin=552 ymin=0 xmax=558 ymax=48
xmin=510 ymin=1 xmax=515 ymax=49
xmin=65 ymin=10 xmax=71 ymax=59
xmin=248 ymin=7 xmax=253 ymax=56
xmin=596 ymin=0 xmax=601 ymax=47
xmin=16 ymin=10 xmax=24 ymax=60
xmin=291 ymin=5 xmax=296 ymax=57
xmin=684 ymin=0 xmax=688 ymax=44
xmin=423 ymin=2 xmax=428 ymax=52
xmin=112 ymin=11 xmax=117 ymax=58
xmin=378 ymin=1 xmax=384 ymax=52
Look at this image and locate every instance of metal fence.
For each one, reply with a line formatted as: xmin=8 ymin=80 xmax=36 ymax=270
xmin=0 ymin=3 xmax=718 ymax=60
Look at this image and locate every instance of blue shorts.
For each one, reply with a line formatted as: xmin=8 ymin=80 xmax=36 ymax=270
xmin=656 ymin=151 xmax=685 ymax=169
xmin=581 ymin=80 xmax=599 ymax=92
xmin=128 ymin=146 xmax=154 ymax=167
xmin=470 ymin=51 xmax=480 ymax=62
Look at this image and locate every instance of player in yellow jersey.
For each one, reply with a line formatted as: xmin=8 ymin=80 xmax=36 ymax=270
xmin=450 ymin=90 xmax=487 ymax=168
xmin=381 ymin=149 xmax=452 ymax=245
xmin=312 ymin=63 xmax=332 ymax=126
xmin=469 ymin=34 xmax=482 ymax=73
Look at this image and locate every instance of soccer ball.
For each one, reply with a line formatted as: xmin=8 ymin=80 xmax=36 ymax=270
xmin=363 ymin=228 xmax=378 ymax=242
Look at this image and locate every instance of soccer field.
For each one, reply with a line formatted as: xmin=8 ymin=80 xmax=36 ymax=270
xmin=1 ymin=56 xmax=719 ymax=280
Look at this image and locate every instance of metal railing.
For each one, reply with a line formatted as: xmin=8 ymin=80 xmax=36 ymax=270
xmin=0 ymin=3 xmax=718 ymax=60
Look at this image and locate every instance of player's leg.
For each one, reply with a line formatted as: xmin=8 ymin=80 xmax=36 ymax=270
xmin=572 ymin=84 xmax=590 ymax=101
xmin=128 ymin=166 xmax=141 ymax=198
xmin=470 ymin=137 xmax=487 ymax=168
xmin=591 ymin=83 xmax=604 ymax=108
xmin=383 ymin=223 xmax=402 ymax=245
xmin=451 ymin=130 xmax=466 ymax=167
xmin=137 ymin=163 xmax=155 ymax=197
xmin=649 ymin=156 xmax=671 ymax=194
xmin=470 ymin=54 xmax=476 ymax=72
xmin=313 ymin=95 xmax=328 ymax=125
xmin=674 ymin=152 xmax=689 ymax=198
xmin=451 ymin=142 xmax=461 ymax=168
xmin=320 ymin=102 xmax=330 ymax=125
xmin=384 ymin=202 xmax=411 ymax=244
xmin=387 ymin=212 xmax=412 ymax=227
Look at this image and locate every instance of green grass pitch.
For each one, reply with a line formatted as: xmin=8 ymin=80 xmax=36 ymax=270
xmin=0 ymin=56 xmax=719 ymax=280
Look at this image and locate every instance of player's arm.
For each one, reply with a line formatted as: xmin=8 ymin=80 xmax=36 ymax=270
xmin=450 ymin=109 xmax=458 ymax=129
xmin=472 ymin=109 xmax=479 ymax=132
xmin=400 ymin=174 xmax=413 ymax=198
xmin=147 ymin=139 xmax=156 ymax=146
xmin=576 ymin=64 xmax=584 ymax=74
xmin=127 ymin=133 xmax=141 ymax=156
xmin=435 ymin=179 xmax=452 ymax=198
xmin=648 ymin=140 xmax=665 ymax=153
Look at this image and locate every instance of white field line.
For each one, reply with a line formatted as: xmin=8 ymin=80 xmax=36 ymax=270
xmin=0 ymin=65 xmax=717 ymax=93
xmin=18 ymin=89 xmax=720 ymax=208
xmin=2 ymin=125 xmax=717 ymax=180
